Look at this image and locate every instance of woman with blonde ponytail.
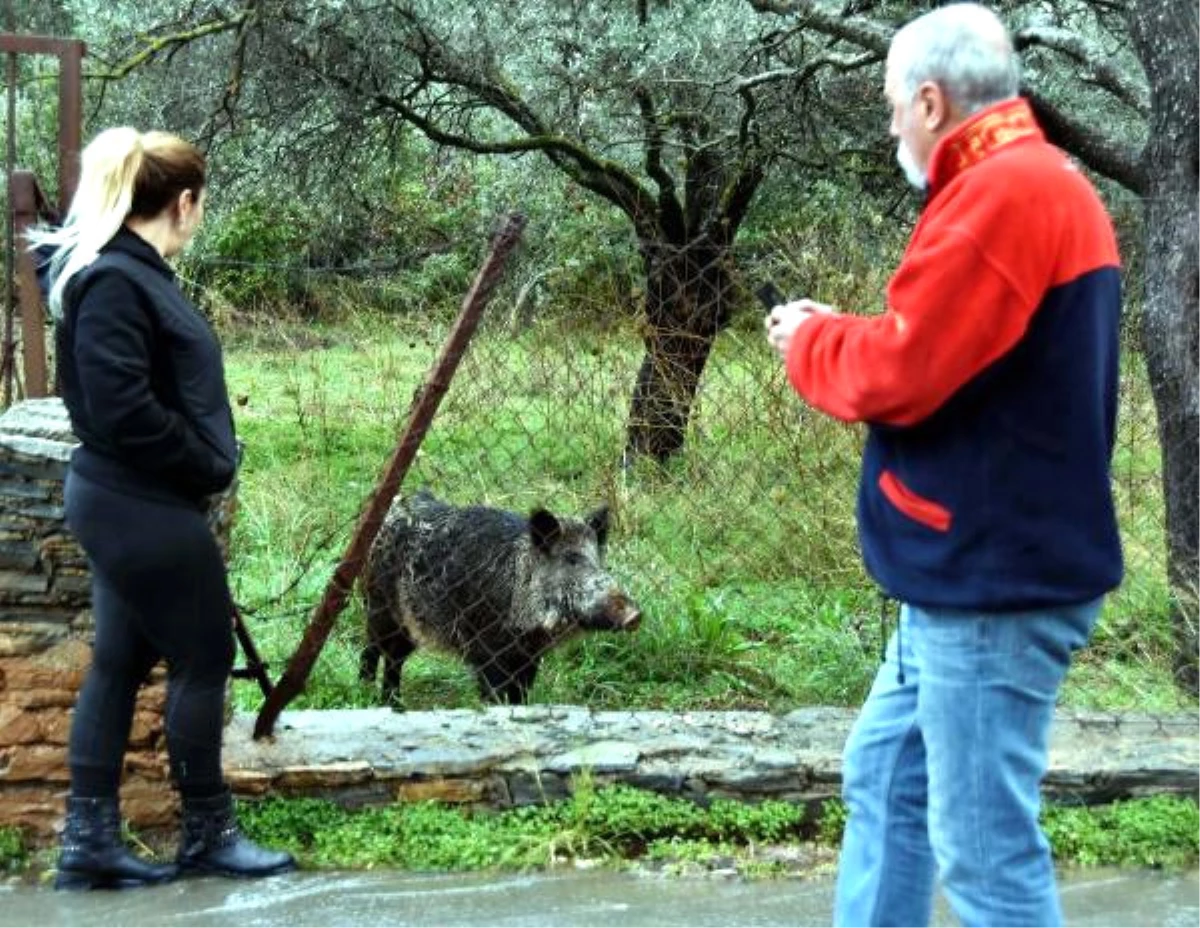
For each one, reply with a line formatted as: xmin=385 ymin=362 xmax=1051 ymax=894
xmin=33 ymin=128 xmax=294 ymax=890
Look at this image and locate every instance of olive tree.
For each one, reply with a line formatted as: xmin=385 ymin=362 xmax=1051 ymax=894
xmin=39 ymin=0 xmax=888 ymax=461
xmin=212 ymin=0 xmax=881 ymax=461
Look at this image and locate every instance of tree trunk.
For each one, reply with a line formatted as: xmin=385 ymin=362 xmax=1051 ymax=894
xmin=1130 ymin=0 xmax=1199 ymax=695
xmin=626 ymin=239 xmax=733 ymax=461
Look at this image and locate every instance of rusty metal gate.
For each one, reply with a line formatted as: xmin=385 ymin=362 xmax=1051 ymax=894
xmin=2 ymin=32 xmax=84 ymax=404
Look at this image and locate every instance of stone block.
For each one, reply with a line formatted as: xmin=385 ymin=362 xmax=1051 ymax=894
xmin=123 ymin=752 xmax=170 ymax=780
xmin=394 ymin=776 xmax=498 ymax=805
xmin=545 ymin=741 xmax=641 ymax=774
xmin=274 ymin=762 xmax=375 ymax=790
xmin=0 ymin=705 xmax=71 ymax=745
xmin=0 ymin=541 xmax=39 ymax=571
xmin=0 ymin=480 xmax=51 ymax=502
xmin=0 ymin=434 xmax=74 ymax=464
xmin=506 ymin=770 xmax=570 ymax=806
xmin=0 ymin=785 xmax=65 ymax=837
xmin=0 ymin=744 xmax=70 ymax=783
xmin=0 ymin=457 xmax=68 ymax=481
xmin=0 ymin=399 xmax=78 ymax=443
xmin=0 ymin=637 xmax=91 ymax=691
xmin=129 ymin=706 xmax=167 ymax=748
xmin=49 ymin=575 xmax=91 ymax=599
xmin=227 ymin=769 xmax=275 ymax=795
xmin=119 ymin=778 xmax=179 ymax=829
xmin=3 ymin=688 xmax=78 ymax=710
xmin=1 ymin=686 xmax=76 ymax=710
xmin=0 ymin=571 xmax=50 ymax=596
xmin=0 ymin=626 xmax=72 ymax=658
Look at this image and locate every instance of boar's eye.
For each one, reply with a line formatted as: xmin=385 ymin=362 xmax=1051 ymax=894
xmin=563 ymin=551 xmax=587 ymax=567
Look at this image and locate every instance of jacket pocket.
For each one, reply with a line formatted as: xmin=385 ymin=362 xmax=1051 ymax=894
xmin=878 ymin=470 xmax=952 ymax=533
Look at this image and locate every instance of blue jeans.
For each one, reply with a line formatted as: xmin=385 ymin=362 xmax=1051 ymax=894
xmin=833 ymin=599 xmax=1101 ymax=927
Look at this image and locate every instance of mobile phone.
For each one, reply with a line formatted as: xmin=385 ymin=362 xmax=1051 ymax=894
xmin=755 ymin=281 xmax=786 ymax=311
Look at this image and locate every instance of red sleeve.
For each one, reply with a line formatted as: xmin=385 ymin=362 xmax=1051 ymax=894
xmin=785 ymin=211 xmax=1037 ymax=427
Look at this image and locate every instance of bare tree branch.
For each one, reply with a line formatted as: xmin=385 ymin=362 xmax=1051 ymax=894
xmin=86 ymin=14 xmax=250 ymax=83
xmin=1015 ymin=25 xmax=1149 ymax=116
xmin=200 ymin=0 xmax=262 ymax=146
xmin=636 ymin=86 xmax=687 ymax=239
xmin=1024 ymin=88 xmax=1146 ymax=194
xmin=744 ymin=0 xmax=1151 ymax=194
xmin=730 ymin=48 xmax=878 ymax=94
xmin=746 ymin=0 xmax=890 ymax=54
xmin=369 ymin=88 xmax=661 ymax=230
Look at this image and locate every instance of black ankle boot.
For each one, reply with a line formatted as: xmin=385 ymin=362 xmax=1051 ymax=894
xmin=177 ymin=789 xmax=295 ymax=878
xmin=55 ymin=796 xmax=179 ymax=890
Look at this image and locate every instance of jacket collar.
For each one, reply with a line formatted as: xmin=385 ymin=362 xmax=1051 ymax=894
xmin=103 ymin=226 xmax=176 ymax=281
xmin=926 ymin=97 xmax=1043 ymax=195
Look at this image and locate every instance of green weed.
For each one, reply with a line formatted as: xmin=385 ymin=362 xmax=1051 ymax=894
xmin=0 ymin=827 xmax=26 ymax=872
xmin=1042 ymin=796 xmax=1200 ymax=869
xmin=230 ymin=789 xmax=1200 ymax=875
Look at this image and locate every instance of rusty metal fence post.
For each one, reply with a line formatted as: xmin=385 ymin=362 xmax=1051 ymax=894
xmin=10 ymin=171 xmax=52 ymax=397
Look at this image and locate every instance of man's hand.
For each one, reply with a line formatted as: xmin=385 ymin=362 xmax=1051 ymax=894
xmin=765 ymin=299 xmax=835 ymax=360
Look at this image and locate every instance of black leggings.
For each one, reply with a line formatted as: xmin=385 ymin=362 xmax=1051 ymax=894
xmin=64 ymin=471 xmax=235 ymax=799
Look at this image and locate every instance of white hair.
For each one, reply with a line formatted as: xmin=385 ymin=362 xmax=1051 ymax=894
xmin=888 ymin=3 xmax=1020 ymax=114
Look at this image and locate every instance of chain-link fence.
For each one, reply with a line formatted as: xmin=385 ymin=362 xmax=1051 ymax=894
xmin=212 ymin=227 xmax=1196 ymax=719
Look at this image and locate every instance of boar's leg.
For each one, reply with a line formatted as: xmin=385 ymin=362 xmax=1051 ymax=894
xmin=376 ymin=624 xmax=420 ymax=701
xmin=361 ymin=587 xmax=391 ymax=683
xmin=473 ymin=652 xmax=540 ymax=705
xmin=359 ymin=641 xmax=381 ymax=685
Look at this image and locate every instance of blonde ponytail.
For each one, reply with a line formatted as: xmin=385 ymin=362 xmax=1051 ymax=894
xmin=27 ymin=127 xmax=147 ymax=318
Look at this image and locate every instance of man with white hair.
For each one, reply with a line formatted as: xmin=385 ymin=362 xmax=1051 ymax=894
xmin=766 ymin=4 xmax=1122 ymax=926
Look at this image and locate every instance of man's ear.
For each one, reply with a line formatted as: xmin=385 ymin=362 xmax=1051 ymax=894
xmin=916 ymin=81 xmax=949 ymax=132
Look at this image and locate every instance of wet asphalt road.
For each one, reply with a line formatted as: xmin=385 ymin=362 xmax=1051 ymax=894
xmin=1 ymin=866 xmax=1197 ymax=927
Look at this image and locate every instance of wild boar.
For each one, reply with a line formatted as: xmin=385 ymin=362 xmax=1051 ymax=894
xmin=360 ymin=491 xmax=641 ymax=705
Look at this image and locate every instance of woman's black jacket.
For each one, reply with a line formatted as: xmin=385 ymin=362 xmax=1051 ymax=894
xmin=55 ymin=227 xmax=238 ymax=507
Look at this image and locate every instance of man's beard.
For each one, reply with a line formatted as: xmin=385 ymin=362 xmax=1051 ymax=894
xmin=896 ymin=141 xmax=927 ymax=190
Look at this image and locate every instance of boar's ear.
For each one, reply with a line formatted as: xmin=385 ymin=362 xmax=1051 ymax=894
xmin=529 ymin=508 xmax=562 ymax=553
xmin=586 ymin=506 xmax=610 ymax=549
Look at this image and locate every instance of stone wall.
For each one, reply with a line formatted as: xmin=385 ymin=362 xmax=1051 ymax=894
xmin=0 ymin=398 xmax=235 ymax=838
xmin=226 ymin=706 xmax=1200 ymax=813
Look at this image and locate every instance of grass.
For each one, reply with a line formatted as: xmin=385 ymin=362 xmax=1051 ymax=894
xmin=8 ymin=787 xmax=1194 ymax=881
xmin=233 ymin=788 xmax=1200 ymax=875
xmin=1042 ymin=795 xmax=1200 ymax=870
xmin=0 ymin=827 xmax=27 ymax=873
xmin=218 ymin=308 xmax=1193 ymax=716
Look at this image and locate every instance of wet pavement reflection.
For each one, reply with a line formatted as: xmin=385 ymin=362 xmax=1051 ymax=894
xmin=1 ymin=866 xmax=1196 ymax=927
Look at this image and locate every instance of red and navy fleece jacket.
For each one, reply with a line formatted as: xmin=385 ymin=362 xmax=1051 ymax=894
xmin=786 ymin=98 xmax=1123 ymax=610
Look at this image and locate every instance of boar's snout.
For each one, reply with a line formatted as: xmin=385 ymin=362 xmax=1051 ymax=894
xmin=577 ymin=590 xmax=642 ymax=632
xmin=609 ymin=593 xmax=641 ymax=631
